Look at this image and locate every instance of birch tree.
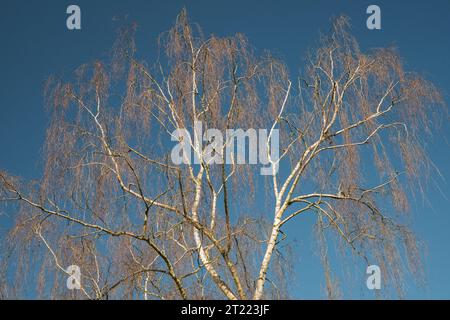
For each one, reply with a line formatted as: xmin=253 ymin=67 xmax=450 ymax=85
xmin=0 ymin=11 xmax=444 ymax=299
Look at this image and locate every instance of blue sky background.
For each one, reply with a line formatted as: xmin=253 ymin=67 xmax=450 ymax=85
xmin=0 ymin=0 xmax=449 ymax=299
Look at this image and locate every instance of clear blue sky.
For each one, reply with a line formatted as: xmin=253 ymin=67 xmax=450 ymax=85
xmin=0 ymin=0 xmax=449 ymax=299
